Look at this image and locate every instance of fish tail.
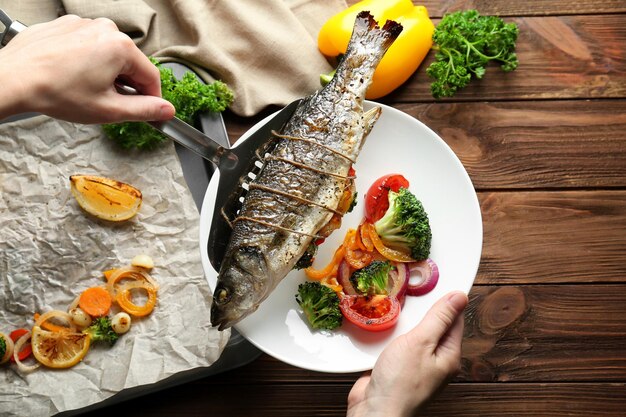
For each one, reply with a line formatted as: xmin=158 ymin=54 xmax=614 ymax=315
xmin=355 ymin=10 xmax=403 ymax=51
xmin=330 ymin=12 xmax=403 ymax=94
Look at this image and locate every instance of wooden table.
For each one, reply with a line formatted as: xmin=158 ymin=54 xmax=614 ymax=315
xmin=95 ymin=1 xmax=626 ymax=416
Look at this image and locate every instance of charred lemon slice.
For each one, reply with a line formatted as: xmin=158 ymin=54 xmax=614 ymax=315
xmin=31 ymin=326 xmax=90 ymax=368
xmin=70 ymin=175 xmax=142 ymax=221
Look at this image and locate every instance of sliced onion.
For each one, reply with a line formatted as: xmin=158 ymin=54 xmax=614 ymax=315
xmin=107 ymin=266 xmax=159 ymax=298
xmin=67 ymin=293 xmax=81 ymax=312
xmin=13 ymin=331 xmax=39 ymax=373
xmin=406 ymin=259 xmax=439 ymax=296
xmin=337 ymin=260 xmax=357 ymax=295
xmin=35 ymin=310 xmax=77 ymax=332
xmin=0 ymin=332 xmax=15 ymax=364
xmin=389 ymin=262 xmax=409 ymax=305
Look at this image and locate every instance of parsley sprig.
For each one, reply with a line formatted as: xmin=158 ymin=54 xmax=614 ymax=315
xmin=103 ymin=59 xmax=234 ymax=150
xmin=426 ymin=10 xmax=519 ymax=99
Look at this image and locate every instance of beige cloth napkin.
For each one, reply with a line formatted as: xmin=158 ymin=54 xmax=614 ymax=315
xmin=0 ymin=0 xmax=347 ymax=116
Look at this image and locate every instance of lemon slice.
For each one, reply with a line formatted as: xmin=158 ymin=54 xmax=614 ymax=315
xmin=70 ymin=175 xmax=142 ymax=221
xmin=31 ymin=326 xmax=90 ymax=368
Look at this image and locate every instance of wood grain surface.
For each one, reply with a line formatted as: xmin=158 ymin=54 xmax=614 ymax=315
xmin=92 ymin=1 xmax=626 ymax=416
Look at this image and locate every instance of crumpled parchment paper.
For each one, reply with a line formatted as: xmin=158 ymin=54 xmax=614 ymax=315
xmin=0 ymin=116 xmax=230 ymax=416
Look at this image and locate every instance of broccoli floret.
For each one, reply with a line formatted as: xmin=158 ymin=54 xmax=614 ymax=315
xmin=374 ymin=188 xmax=432 ymax=260
xmin=103 ymin=58 xmax=234 ymax=150
xmin=294 ymin=242 xmax=318 ymax=270
xmin=350 ymin=260 xmax=393 ymax=296
xmin=295 ymin=282 xmax=342 ymax=330
xmin=83 ymin=317 xmax=119 ymax=346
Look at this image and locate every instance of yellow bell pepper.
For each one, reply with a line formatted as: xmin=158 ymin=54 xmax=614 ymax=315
xmin=318 ymin=0 xmax=434 ymax=99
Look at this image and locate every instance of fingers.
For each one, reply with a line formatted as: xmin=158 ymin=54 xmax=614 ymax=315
xmin=102 ymin=94 xmax=175 ymax=123
xmin=46 ymin=15 xmax=163 ymax=99
xmin=409 ymin=291 xmax=468 ymax=353
xmin=110 ymin=33 xmax=162 ymax=98
xmin=347 ymin=373 xmax=371 ymax=406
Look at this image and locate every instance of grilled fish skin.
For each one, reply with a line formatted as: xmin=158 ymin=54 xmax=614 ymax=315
xmin=211 ymin=12 xmax=403 ymax=330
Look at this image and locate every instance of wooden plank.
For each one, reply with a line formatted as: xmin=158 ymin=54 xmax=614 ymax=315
xmin=478 ymin=191 xmax=626 ymax=284
xmin=396 ymin=101 xmax=626 ymax=189
xmin=461 ymin=285 xmax=626 ymax=382
xmin=228 ymin=100 xmax=626 ymax=190
xmin=421 ymin=383 xmax=626 ymax=416
xmin=96 ymin=384 xmax=351 ymax=416
xmin=227 ymin=100 xmax=626 ymax=190
xmin=183 ymin=285 xmax=626 ymax=384
xmin=225 ymin=16 xmax=626 ymax=128
xmin=383 ymin=15 xmax=626 ymax=102
xmin=98 ymin=382 xmax=626 ymax=417
xmin=347 ymin=0 xmax=626 ymax=17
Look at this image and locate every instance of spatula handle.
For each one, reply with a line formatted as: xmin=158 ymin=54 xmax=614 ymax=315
xmin=0 ymin=9 xmax=26 ymax=47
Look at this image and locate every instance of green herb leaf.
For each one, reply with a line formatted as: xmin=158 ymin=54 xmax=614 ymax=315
xmin=103 ymin=59 xmax=234 ymax=150
xmin=426 ymin=10 xmax=519 ymax=99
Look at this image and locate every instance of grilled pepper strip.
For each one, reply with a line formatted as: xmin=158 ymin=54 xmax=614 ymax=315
xmin=318 ymin=0 xmax=434 ymax=99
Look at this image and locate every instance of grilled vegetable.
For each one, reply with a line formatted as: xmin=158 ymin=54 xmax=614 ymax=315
xmin=374 ymin=187 xmax=432 ymax=261
xmin=340 ymin=294 xmax=400 ymax=332
xmin=83 ymin=317 xmax=119 ymax=346
xmin=111 ymin=312 xmax=132 ymax=334
xmin=350 ymin=260 xmax=394 ymax=295
xmin=296 ymin=282 xmax=343 ymax=330
xmin=70 ymin=175 xmax=142 ymax=222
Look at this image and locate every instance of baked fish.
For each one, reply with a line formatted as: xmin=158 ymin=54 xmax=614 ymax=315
xmin=211 ymin=11 xmax=402 ymax=330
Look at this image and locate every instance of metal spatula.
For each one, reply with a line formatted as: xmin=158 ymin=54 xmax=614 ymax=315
xmin=0 ymin=8 xmax=300 ymax=270
xmin=150 ymin=100 xmax=300 ymax=272
xmin=106 ymin=86 xmax=300 ymax=272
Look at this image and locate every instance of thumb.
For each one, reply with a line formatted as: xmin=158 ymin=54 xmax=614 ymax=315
xmin=348 ymin=372 xmax=371 ymax=406
xmin=409 ymin=291 xmax=468 ymax=353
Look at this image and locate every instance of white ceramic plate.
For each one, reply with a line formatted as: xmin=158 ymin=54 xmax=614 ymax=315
xmin=200 ymin=102 xmax=482 ymax=373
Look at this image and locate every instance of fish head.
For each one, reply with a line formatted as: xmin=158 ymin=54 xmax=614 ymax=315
xmin=211 ymin=245 xmax=271 ymax=330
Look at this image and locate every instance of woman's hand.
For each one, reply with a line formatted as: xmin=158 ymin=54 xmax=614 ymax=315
xmin=0 ymin=15 xmax=175 ymax=124
xmin=347 ymin=291 xmax=468 ymax=417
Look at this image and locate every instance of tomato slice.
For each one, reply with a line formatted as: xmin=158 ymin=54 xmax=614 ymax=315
xmin=9 ymin=328 xmax=33 ymax=362
xmin=340 ymin=294 xmax=401 ymax=332
xmin=364 ymin=174 xmax=410 ymax=222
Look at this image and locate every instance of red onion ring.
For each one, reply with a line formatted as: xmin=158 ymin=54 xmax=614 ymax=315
xmin=337 ymin=260 xmax=357 ymax=295
xmin=389 ymin=262 xmax=409 ymax=305
xmin=406 ymin=258 xmax=439 ymax=296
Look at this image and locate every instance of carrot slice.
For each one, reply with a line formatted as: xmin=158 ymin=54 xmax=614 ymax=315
xmin=78 ymin=286 xmax=112 ymax=317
